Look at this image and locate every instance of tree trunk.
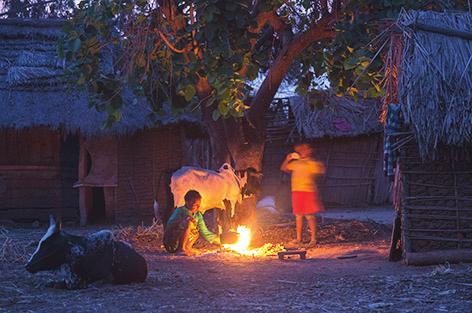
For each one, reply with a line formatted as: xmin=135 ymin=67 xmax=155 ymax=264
xmin=197 ymin=78 xmax=263 ymax=230
xmin=197 ymin=77 xmax=265 ymax=172
xmin=224 ymin=117 xmax=265 ymax=229
xmin=247 ymin=15 xmax=335 ymax=129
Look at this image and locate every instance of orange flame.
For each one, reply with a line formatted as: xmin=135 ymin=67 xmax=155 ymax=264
xmin=222 ymin=225 xmax=285 ymax=257
xmin=223 ymin=225 xmax=251 ymax=255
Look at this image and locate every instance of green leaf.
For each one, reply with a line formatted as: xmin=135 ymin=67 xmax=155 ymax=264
xmin=136 ymin=53 xmax=146 ymax=68
xmin=347 ymin=87 xmax=358 ymax=96
xmin=372 ymin=82 xmax=382 ymax=93
xmin=183 ymin=85 xmax=196 ymax=102
xmin=77 ymin=74 xmax=86 ymax=86
xmin=218 ymin=101 xmax=229 ymax=116
xmin=111 ymin=110 xmax=122 ymax=122
xmin=359 ymin=60 xmax=370 ymax=68
xmin=71 ymin=38 xmax=81 ymax=52
xmin=212 ymin=109 xmax=220 ymax=121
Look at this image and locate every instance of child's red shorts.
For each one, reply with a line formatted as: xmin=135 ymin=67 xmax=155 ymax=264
xmin=291 ymin=191 xmax=324 ymax=215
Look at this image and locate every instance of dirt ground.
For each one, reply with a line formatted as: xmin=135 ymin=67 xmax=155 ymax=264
xmin=1 ymin=218 xmax=472 ymax=313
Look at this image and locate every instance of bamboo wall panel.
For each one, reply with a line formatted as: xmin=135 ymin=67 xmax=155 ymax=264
xmin=261 ymin=134 xmax=390 ymax=211
xmin=115 ymin=127 xmax=185 ymax=223
xmin=400 ymin=141 xmax=472 ymax=253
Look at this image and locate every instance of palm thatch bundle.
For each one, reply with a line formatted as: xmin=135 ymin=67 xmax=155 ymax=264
xmin=0 ymin=18 xmax=199 ymax=136
xmin=397 ymin=10 xmax=472 ymax=158
xmin=289 ymin=93 xmax=382 ymax=138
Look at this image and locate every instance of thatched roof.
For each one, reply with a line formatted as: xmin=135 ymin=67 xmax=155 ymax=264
xmin=289 ymin=93 xmax=382 ymax=139
xmin=0 ymin=18 xmax=197 ymax=135
xmin=397 ymin=10 xmax=472 ymax=156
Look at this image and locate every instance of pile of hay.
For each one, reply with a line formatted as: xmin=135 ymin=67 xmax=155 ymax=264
xmin=0 ymin=227 xmax=35 ymax=264
xmin=113 ymin=220 xmax=164 ymax=253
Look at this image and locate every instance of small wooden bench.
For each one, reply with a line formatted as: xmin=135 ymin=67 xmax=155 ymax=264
xmin=277 ymin=250 xmax=307 ymax=260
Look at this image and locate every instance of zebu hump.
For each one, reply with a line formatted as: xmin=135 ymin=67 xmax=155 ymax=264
xmin=171 ymin=167 xmax=222 ymax=190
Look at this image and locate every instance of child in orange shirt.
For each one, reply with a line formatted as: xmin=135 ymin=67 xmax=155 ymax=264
xmin=280 ymin=142 xmax=325 ymax=247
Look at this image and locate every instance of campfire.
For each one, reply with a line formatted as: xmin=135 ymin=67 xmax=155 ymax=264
xmin=222 ymin=225 xmax=284 ymax=257
xmin=222 ymin=225 xmax=251 ymax=254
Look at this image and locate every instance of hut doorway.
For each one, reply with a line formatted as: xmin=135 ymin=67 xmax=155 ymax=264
xmin=89 ymin=187 xmax=106 ymax=223
xmin=75 ymin=137 xmax=117 ymax=225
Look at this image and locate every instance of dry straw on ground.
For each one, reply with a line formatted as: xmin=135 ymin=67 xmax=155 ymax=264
xmin=113 ymin=219 xmax=164 ymax=253
xmin=0 ymin=226 xmax=34 ymax=263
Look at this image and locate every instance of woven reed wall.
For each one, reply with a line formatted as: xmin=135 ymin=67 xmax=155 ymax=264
xmin=0 ymin=127 xmax=79 ymax=221
xmin=262 ymin=134 xmax=390 ymax=211
xmin=114 ymin=126 xmax=184 ymax=224
xmin=399 ymin=141 xmax=472 ymax=253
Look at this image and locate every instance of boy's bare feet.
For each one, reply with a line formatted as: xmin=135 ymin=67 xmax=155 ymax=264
xmin=183 ymin=248 xmax=201 ymax=256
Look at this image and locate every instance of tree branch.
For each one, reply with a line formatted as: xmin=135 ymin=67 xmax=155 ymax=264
xmin=156 ymin=30 xmax=190 ymax=53
xmin=250 ymin=10 xmax=287 ymax=33
xmin=247 ymin=14 xmax=336 ymax=129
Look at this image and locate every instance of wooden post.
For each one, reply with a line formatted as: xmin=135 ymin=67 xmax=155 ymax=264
xmin=78 ymin=186 xmax=92 ymax=226
xmin=389 ymin=212 xmax=402 ymax=261
xmin=77 ymin=137 xmax=90 ymax=226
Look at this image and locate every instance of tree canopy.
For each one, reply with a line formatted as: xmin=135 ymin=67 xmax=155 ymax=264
xmin=57 ymin=0 xmax=468 ymax=129
xmin=0 ymin=0 xmax=75 ymax=18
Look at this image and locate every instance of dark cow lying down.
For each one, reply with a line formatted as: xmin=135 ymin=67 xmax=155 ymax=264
xmin=26 ymin=216 xmax=148 ymax=289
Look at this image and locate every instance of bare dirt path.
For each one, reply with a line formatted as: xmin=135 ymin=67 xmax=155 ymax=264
xmin=1 ymin=223 xmax=472 ymax=313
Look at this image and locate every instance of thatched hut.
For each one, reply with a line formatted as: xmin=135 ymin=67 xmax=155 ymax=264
xmin=387 ymin=10 xmax=472 ymax=265
xmin=262 ymin=93 xmax=390 ymax=212
xmin=0 ymin=19 xmax=209 ymax=225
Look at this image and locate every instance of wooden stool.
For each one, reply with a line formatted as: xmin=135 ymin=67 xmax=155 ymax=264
xmin=277 ymin=250 xmax=307 ymax=260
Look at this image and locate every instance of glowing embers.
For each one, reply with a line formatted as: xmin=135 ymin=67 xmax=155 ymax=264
xmin=222 ymin=225 xmax=284 ymax=256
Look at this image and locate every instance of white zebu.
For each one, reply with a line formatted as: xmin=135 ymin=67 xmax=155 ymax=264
xmin=170 ymin=163 xmax=248 ymax=217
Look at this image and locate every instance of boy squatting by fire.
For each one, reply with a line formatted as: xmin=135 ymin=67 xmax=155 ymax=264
xmin=280 ymin=142 xmax=325 ymax=248
xmin=163 ymin=190 xmax=221 ymax=256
